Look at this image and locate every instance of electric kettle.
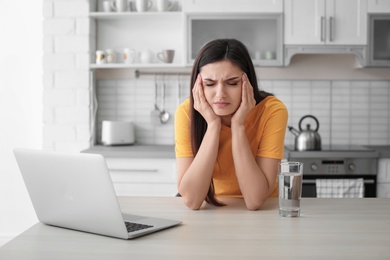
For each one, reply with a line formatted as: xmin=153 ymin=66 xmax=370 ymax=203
xmin=288 ymin=115 xmax=321 ymax=151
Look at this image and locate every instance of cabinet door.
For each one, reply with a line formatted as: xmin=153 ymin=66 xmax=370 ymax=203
xmin=183 ymin=0 xmax=283 ymax=13
xmin=326 ymin=0 xmax=367 ymax=45
xmin=284 ymin=0 xmax=326 ymax=45
xmin=106 ymin=158 xmax=177 ymax=197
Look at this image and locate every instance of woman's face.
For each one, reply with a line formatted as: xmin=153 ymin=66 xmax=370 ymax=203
xmin=199 ymin=60 xmax=243 ymax=122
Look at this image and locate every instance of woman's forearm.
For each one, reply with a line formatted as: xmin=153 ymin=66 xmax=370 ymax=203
xmin=178 ymin=121 xmax=221 ymax=209
xmin=231 ymin=124 xmax=270 ymax=210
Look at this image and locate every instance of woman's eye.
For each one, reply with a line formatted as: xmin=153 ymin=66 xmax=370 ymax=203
xmin=204 ymin=83 xmax=215 ymax=87
xmin=228 ymin=82 xmax=239 ymax=86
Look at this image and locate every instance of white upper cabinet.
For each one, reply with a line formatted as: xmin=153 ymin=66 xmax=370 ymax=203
xmin=183 ymin=0 xmax=283 ymax=13
xmin=368 ymin=0 xmax=390 ymax=13
xmin=285 ymin=0 xmax=368 ymax=45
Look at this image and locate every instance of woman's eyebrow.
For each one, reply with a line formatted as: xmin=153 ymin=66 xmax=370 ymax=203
xmin=203 ymin=76 xmax=240 ymax=81
xmin=226 ymin=76 xmax=240 ymax=81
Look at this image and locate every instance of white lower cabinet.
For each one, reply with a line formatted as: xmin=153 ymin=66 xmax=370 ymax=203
xmin=105 ymin=158 xmax=177 ymax=197
xmin=377 ymin=158 xmax=390 ymax=198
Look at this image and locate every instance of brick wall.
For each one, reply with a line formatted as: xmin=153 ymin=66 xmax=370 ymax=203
xmin=42 ymin=0 xmax=93 ymax=152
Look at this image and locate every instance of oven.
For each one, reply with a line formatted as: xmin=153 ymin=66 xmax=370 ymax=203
xmin=285 ymin=145 xmax=379 ymax=198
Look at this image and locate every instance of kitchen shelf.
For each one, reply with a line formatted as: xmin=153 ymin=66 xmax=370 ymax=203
xmin=90 ymin=63 xmax=188 ymax=69
xmin=89 ymin=12 xmax=182 ymax=19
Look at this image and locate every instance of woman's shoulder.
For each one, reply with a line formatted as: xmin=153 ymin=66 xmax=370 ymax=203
xmin=175 ymin=97 xmax=191 ymax=117
xmin=257 ymin=95 xmax=287 ymax=112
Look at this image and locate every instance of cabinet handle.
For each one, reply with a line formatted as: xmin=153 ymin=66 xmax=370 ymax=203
xmin=329 ymin=16 xmax=334 ymax=42
xmin=320 ymin=16 xmax=325 ymax=42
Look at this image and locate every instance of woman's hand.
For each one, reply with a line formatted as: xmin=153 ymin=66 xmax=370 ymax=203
xmin=192 ymin=74 xmax=220 ymax=125
xmin=231 ymin=73 xmax=256 ymax=126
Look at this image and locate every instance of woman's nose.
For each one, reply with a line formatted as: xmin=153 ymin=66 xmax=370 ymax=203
xmin=215 ymin=84 xmax=226 ymax=98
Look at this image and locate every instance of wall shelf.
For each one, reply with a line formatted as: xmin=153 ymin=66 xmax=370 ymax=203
xmin=89 ymin=12 xmax=182 ymax=19
xmin=90 ymin=63 xmax=188 ymax=69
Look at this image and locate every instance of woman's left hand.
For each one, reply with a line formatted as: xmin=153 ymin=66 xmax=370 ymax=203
xmin=231 ymin=73 xmax=256 ymax=126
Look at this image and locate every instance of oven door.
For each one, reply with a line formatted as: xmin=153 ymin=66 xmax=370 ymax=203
xmin=302 ymin=175 xmax=377 ymax=198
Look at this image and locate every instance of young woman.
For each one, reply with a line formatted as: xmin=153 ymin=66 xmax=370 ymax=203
xmin=174 ymin=39 xmax=288 ymax=210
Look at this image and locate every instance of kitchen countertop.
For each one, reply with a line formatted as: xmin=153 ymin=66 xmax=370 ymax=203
xmin=82 ymin=144 xmax=176 ymax=158
xmin=365 ymin=145 xmax=390 ymax=158
xmin=83 ymin=145 xmax=390 ymax=159
xmin=1 ymin=197 xmax=389 ymax=259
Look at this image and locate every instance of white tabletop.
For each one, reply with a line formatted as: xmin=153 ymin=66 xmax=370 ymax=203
xmin=1 ymin=197 xmax=389 ymax=259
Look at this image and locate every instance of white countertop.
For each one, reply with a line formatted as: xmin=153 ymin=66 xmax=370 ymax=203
xmin=1 ymin=197 xmax=389 ymax=259
xmin=82 ymin=144 xmax=175 ymax=158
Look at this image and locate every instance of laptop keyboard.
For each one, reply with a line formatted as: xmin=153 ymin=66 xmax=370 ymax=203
xmin=125 ymin=221 xmax=154 ymax=233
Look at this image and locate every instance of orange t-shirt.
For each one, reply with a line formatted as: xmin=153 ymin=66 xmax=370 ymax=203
xmin=174 ymin=96 xmax=288 ymax=198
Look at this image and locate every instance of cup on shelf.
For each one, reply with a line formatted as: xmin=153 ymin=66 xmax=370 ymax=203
xmin=135 ymin=0 xmax=153 ymax=12
xmin=156 ymin=0 xmax=174 ymax=12
xmin=96 ymin=50 xmax=106 ymax=64
xmin=102 ymin=0 xmax=112 ymax=12
xmin=157 ymin=49 xmax=175 ymax=63
xmin=123 ymin=48 xmax=136 ymax=64
xmin=110 ymin=0 xmax=129 ymax=12
xmin=139 ymin=50 xmax=154 ymax=64
xmin=264 ymin=51 xmax=276 ymax=60
xmin=105 ymin=49 xmax=116 ymax=63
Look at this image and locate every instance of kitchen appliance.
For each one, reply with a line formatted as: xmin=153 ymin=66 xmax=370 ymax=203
xmin=288 ymin=115 xmax=321 ymax=151
xmin=285 ymin=145 xmax=379 ymax=198
xmin=101 ymin=120 xmax=135 ymax=146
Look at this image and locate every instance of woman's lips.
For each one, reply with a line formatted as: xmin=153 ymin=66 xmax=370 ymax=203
xmin=213 ymin=101 xmax=229 ymax=108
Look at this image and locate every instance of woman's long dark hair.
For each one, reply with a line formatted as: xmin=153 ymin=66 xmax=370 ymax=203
xmin=189 ymin=39 xmax=272 ymax=206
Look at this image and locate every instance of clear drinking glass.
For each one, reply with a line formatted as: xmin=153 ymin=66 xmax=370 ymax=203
xmin=278 ymin=161 xmax=303 ymax=217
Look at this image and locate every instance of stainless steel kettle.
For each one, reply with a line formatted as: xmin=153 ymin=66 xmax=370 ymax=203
xmin=288 ymin=115 xmax=321 ymax=151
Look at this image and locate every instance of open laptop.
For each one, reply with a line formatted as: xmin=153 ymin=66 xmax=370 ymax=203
xmin=13 ymin=148 xmax=181 ymax=239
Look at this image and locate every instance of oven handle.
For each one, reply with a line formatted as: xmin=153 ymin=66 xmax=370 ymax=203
xmin=302 ymin=179 xmax=375 ymax=184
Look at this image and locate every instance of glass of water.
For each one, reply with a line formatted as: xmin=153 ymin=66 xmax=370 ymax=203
xmin=278 ymin=161 xmax=303 ymax=217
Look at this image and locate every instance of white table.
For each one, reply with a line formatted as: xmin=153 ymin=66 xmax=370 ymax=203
xmin=1 ymin=197 xmax=389 ymax=259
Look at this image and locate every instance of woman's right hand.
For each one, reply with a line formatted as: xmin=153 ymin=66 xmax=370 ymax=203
xmin=192 ymin=74 xmax=220 ymax=125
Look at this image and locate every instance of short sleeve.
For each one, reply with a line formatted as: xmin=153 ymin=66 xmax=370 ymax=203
xmin=257 ymin=98 xmax=288 ymax=159
xmin=174 ymin=98 xmax=194 ymax=158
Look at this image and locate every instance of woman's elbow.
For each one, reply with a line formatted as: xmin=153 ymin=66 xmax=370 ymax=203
xmin=245 ymin=199 xmax=266 ymax=211
xmin=181 ymin=196 xmax=203 ymax=210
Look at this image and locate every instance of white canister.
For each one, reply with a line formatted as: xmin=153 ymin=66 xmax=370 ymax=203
xmin=106 ymin=49 xmax=116 ymax=63
xmin=96 ymin=50 xmax=106 ymax=64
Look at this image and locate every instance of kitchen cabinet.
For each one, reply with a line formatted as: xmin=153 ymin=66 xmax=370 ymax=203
xmin=368 ymin=0 xmax=390 ymax=13
xmin=105 ymin=158 xmax=177 ymax=197
xmin=90 ymin=0 xmax=284 ymax=70
xmin=367 ymin=14 xmax=390 ymax=67
xmin=186 ymin=13 xmax=283 ymax=66
xmin=377 ymin=158 xmax=390 ymax=198
xmin=182 ymin=0 xmax=283 ymax=13
xmin=284 ymin=0 xmax=368 ymax=45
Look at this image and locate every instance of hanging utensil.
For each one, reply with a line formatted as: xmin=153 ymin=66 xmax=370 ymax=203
xmin=151 ymin=74 xmax=161 ymax=125
xmin=160 ymin=74 xmax=170 ymax=124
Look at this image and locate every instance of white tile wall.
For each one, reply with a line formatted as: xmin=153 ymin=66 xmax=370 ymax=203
xmin=96 ymin=76 xmax=191 ymax=145
xmin=96 ymin=78 xmax=390 ymax=146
